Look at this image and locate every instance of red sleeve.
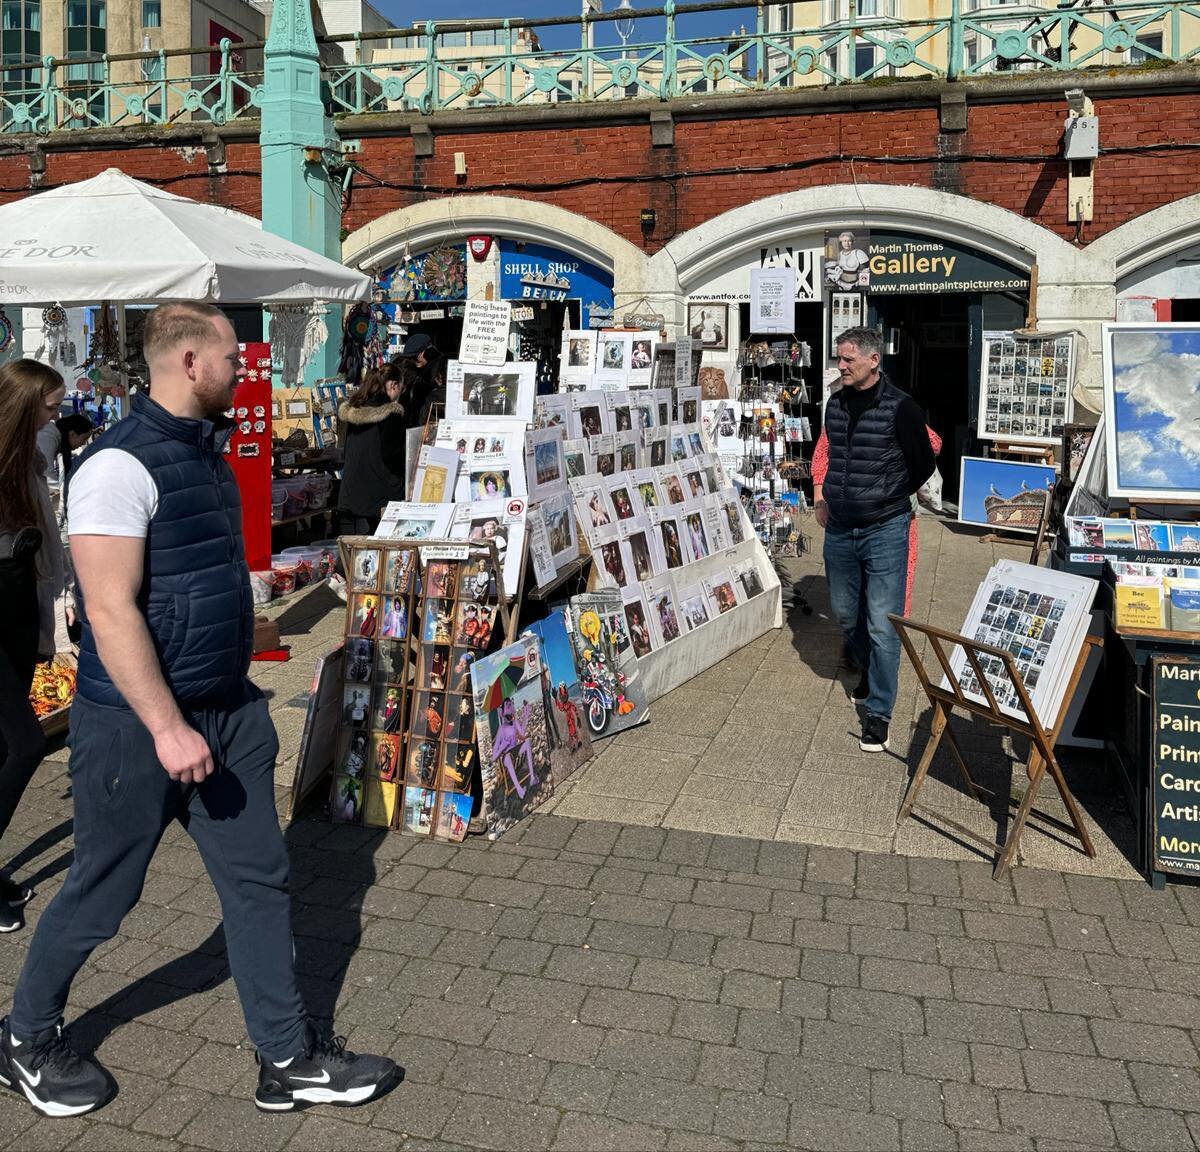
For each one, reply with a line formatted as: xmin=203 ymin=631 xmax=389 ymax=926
xmin=812 ymin=430 xmax=829 ymax=485
xmin=926 ymin=426 xmax=943 ymax=456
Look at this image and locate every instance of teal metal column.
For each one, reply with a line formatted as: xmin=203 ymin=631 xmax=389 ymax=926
xmin=259 ymin=0 xmax=343 ymax=386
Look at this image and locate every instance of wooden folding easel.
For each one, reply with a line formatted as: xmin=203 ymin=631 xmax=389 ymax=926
xmin=891 ymin=614 xmax=1099 ymax=879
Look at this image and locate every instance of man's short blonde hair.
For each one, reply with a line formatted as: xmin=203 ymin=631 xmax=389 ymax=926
xmin=142 ymin=302 xmax=227 ymax=364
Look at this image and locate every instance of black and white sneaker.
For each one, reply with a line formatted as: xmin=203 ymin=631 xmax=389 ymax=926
xmin=0 ymin=1017 xmax=112 ymax=1118
xmin=255 ymin=1022 xmax=400 ymax=1112
xmin=851 ymin=674 xmax=870 ymax=703
xmin=859 ymin=716 xmax=890 ymax=753
xmin=0 ymin=879 xmax=32 ymax=908
xmin=0 ymin=906 xmax=22 ymax=934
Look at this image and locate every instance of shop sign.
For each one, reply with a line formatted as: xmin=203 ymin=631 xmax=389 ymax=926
xmin=498 ymin=240 xmax=614 ymax=328
xmin=691 ymin=245 xmax=821 ymax=305
xmin=511 ymin=305 xmax=535 ymax=321
xmin=1152 ymin=656 xmax=1200 ymax=876
xmin=866 ymin=231 xmax=1029 ymax=295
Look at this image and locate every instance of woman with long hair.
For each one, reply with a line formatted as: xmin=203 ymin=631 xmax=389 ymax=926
xmin=0 ymin=359 xmax=68 ymax=931
xmin=336 ymin=361 xmax=419 ymax=535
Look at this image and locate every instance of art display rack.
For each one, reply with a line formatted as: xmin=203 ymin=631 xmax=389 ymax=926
xmin=892 ymin=614 xmax=1100 ymax=880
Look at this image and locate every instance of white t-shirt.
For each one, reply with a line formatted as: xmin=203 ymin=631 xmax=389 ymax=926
xmin=67 ymin=449 xmax=160 ymax=538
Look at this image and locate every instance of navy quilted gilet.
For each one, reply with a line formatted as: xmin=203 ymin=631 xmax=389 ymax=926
xmin=72 ymin=392 xmax=252 ymax=708
xmin=823 ymin=378 xmax=912 ymax=528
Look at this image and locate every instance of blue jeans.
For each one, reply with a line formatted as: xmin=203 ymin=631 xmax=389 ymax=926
xmin=823 ymin=511 xmax=911 ymax=723
xmin=11 ymin=683 xmax=308 ymax=1063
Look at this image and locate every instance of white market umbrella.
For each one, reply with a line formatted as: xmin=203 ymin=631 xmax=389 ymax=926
xmin=0 ymin=167 xmax=370 ymax=306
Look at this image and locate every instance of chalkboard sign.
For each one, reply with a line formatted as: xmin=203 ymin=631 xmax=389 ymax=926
xmin=1151 ymin=656 xmax=1200 ymax=876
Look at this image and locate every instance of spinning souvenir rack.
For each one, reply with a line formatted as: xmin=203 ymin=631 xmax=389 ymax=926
xmin=332 ymin=536 xmax=511 ymax=840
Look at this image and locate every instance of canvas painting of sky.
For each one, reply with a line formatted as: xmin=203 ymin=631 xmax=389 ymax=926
xmin=1107 ymin=326 xmax=1200 ymax=498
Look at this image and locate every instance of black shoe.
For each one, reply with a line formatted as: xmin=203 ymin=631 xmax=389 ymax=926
xmin=859 ymin=716 xmax=890 ymax=753
xmin=0 ymin=906 xmax=21 ymax=934
xmin=0 ymin=879 xmax=32 ymax=908
xmin=255 ymin=1022 xmax=400 ymax=1112
xmin=0 ymin=1017 xmax=111 ymax=1118
xmin=851 ymin=674 xmax=870 ymax=702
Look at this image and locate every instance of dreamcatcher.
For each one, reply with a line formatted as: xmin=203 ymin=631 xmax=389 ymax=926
xmin=37 ymin=304 xmax=77 ymax=369
xmin=75 ymin=301 xmax=127 ymax=396
xmin=0 ymin=307 xmax=13 ymax=356
xmin=338 ymin=302 xmax=374 ymax=386
xmin=421 ymin=246 xmax=466 ymax=299
xmin=267 ymin=304 xmax=329 ymax=387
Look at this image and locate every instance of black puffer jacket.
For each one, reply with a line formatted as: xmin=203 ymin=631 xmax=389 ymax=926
xmin=336 ymin=398 xmax=409 ymax=520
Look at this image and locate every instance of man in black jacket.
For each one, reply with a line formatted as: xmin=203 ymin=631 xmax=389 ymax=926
xmin=816 ymin=327 xmax=934 ymax=753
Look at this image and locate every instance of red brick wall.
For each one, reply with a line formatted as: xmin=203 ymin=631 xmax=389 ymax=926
xmin=11 ymin=89 xmax=1199 ymax=250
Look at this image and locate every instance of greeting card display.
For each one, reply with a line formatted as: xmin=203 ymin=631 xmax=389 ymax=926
xmin=567 ymin=589 xmax=649 ymax=738
xmin=523 ymin=609 xmax=595 ymax=786
xmin=978 ymin=331 xmax=1075 ymax=445
xmin=331 ymin=540 xmax=504 ymax=841
xmin=445 ymin=360 xmax=537 ymax=423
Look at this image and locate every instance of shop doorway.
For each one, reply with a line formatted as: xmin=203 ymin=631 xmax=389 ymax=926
xmin=1169 ymin=298 xmax=1200 ymax=321
xmin=870 ymin=295 xmax=978 ymax=496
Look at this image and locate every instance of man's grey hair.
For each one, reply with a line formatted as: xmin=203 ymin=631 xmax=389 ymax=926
xmin=835 ymin=326 xmax=884 ymax=359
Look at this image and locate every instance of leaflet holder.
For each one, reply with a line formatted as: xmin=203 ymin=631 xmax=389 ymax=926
xmin=891 ymin=613 xmax=1100 ymax=879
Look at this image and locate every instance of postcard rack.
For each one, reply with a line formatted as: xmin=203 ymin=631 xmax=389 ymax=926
xmin=891 ymin=614 xmax=1100 ymax=879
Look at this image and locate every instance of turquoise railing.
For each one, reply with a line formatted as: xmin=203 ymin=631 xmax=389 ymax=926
xmin=0 ymin=0 xmax=1196 ymax=132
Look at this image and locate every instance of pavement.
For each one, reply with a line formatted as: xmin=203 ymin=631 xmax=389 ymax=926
xmin=0 ymin=515 xmax=1189 ymax=1150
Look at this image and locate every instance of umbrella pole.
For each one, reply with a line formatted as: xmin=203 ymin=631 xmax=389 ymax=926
xmin=115 ymin=301 xmax=129 ymax=419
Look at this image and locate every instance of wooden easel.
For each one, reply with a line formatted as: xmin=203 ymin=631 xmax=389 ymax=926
xmin=992 ymin=440 xmax=1055 ymax=467
xmin=891 ymin=614 xmax=1100 ymax=879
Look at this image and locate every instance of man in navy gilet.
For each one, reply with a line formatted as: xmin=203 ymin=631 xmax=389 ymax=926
xmin=816 ymin=327 xmax=934 ymax=753
xmin=0 ymin=303 xmax=399 ymax=1119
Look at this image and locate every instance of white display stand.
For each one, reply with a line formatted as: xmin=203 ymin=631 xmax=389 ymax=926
xmin=626 ymin=537 xmax=783 ymax=704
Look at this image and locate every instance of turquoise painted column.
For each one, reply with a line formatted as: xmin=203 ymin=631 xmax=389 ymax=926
xmin=259 ymin=0 xmax=343 ymax=387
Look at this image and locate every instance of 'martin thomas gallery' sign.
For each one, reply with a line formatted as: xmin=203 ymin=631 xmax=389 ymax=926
xmin=1152 ymin=657 xmax=1200 ymax=877
xmin=867 ymin=231 xmax=1030 ymax=296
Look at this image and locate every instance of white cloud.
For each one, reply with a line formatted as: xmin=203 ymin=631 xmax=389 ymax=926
xmin=1117 ymin=429 xmax=1172 ymax=485
xmin=1111 ymin=331 xmax=1170 ymax=369
xmin=1114 ymin=352 xmax=1200 ymax=462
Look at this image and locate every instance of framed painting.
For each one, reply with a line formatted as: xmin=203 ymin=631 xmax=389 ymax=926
xmin=958 ymin=456 xmax=1057 ymax=535
xmin=1103 ymin=323 xmax=1200 ymax=501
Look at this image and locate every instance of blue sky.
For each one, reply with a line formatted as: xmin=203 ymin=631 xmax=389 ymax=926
xmin=1110 ymin=328 xmax=1200 ymax=496
xmin=375 ymin=1 xmax=761 ymax=52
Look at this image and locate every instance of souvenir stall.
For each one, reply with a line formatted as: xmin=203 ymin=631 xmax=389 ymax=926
xmin=1048 ymin=322 xmax=1200 ymax=886
xmin=0 ymin=168 xmax=371 ymax=721
xmin=307 ymin=302 xmax=781 ymax=837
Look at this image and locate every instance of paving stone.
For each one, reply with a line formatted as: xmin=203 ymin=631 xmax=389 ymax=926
xmin=695 ymin=1044 xmax=767 ymax=1092
xmin=861 ymin=955 xmax=951 ymax=998
xmin=1107 ymin=1103 xmax=1195 ymax=1152
xmin=763 ymin=1053 xmax=871 ymax=1110
xmin=1090 ymin=1018 xmax=1198 ymax=1065
xmin=692 ymin=879 xmax=772 ymax=913
xmin=994 ymin=1090 xmax=1116 ymax=1146
xmin=964 ymin=913 xmax=1052 ymax=949
xmin=532 ymin=914 xmax=592 ymax=947
xmin=926 ymin=1000 xmax=1027 ymax=1048
xmin=971 ymin=1043 xmax=1027 ymax=1090
xmin=372 ymin=1082 xmax=458 ymax=1139
xmin=1127 ymin=1062 xmax=1200 ymax=1110
xmin=1045 ymin=911 xmax=1112 ymax=954
xmin=711 ymin=1089 xmax=789 ymax=1142
xmin=545 ymin=946 xmax=636 ymax=989
xmin=667 ymin=904 xmax=752 ymax=939
xmin=800 ymin=948 xmax=860 ymax=987
xmin=802 ymin=1018 xmax=902 ymax=1071
xmin=1018 ymin=1010 xmax=1095 ymax=1056
xmin=490 ymin=975 xmax=587 ymax=1023
xmin=825 ymin=896 xmax=908 ymax=929
xmin=900 ymin=1119 xmax=959 ymax=1152
xmin=938 ymin=935 xmax=1000 ymax=972
xmin=1043 ymin=977 xmax=1116 ymax=1019
xmin=849 ymin=926 xmax=940 ymax=964
xmin=1116 ymin=987 xmax=1200 ymax=1029
xmin=1084 ymin=952 xmax=1155 ymax=988
xmin=131 ymin=1085 xmax=211 ymax=1138
xmin=720 ymin=970 xmax=783 ymax=1011
xmin=592 ymin=893 xmax=674 ymax=928
xmin=485 ymin=1015 xmax=605 ymax=1067
xmin=711 ymin=936 xmax=799 ymax=979
xmin=178 ymin=1095 xmax=302 ymax=1150
xmin=581 ymin=987 xmax=676 ymax=1034
xmin=829 ymin=987 xmax=925 ymax=1035
xmin=871 ymin=1069 xmax=946 ymax=1122
xmin=903 ymin=1035 xmax=971 ymax=1083
xmin=586 ymin=921 xmax=675 ymax=960
xmin=943 ymin=1082 xmax=1001 ymax=1131
xmin=597 ymin=1030 xmax=702 ymax=1082
xmin=641 ymin=875 xmax=697 ymax=904
xmin=952 ymin=968 xmax=1049 ymax=1010
xmin=669 ymin=931 xmax=718 ymax=966
xmin=734 ymin=1008 xmax=803 ymax=1055
xmin=608 ymin=1074 xmax=718 ymax=1134
xmin=788 ymin=1102 xmax=901 ymax=1151
xmin=615 ymin=825 xmax=668 ymax=860
xmin=443 ymin=1046 xmax=551 ymax=1104
xmin=995 ymin=943 xmax=1089 ymax=981
xmin=792 ymin=918 xmax=850 ymax=952
xmin=780 ymin=977 xmax=829 ymax=1020
xmin=538 ymin=1064 xmax=617 ymax=1114
xmin=551 ymin=1111 xmax=667 ymax=1151
xmin=1011 ymin=869 xmax=1071 ymax=910
xmin=671 ymin=1001 xmax=739 ymax=1045
xmin=442 ymin=1093 xmax=560 ymax=1151
xmin=770 ymin=889 xmax=825 ymax=921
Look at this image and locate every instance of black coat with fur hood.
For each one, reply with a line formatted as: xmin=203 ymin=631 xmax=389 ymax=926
xmin=336 ymin=396 xmax=408 ymax=520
